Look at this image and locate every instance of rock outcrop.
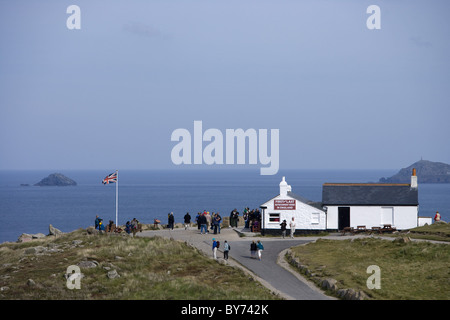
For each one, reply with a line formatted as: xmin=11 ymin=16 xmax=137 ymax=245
xmin=34 ymin=173 xmax=77 ymax=186
xmin=379 ymin=160 xmax=450 ymax=183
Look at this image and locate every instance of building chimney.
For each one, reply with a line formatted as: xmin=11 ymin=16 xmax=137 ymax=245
xmin=279 ymin=176 xmax=292 ymax=196
xmin=411 ymin=168 xmax=418 ymax=189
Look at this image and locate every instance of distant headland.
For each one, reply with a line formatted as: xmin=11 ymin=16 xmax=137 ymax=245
xmin=380 ymin=160 xmax=450 ymax=183
xmin=34 ymin=173 xmax=77 ymax=186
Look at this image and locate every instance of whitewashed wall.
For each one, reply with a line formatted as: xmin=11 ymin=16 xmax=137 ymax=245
xmin=418 ymin=216 xmax=432 ymax=227
xmin=326 ymin=206 xmax=418 ymax=230
xmin=262 ymin=195 xmax=326 ymax=230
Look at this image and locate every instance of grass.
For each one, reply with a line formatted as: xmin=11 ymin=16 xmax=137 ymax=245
xmin=289 ymin=237 xmax=450 ymax=300
xmin=0 ymin=229 xmax=280 ymax=300
xmin=407 ymin=222 xmax=450 ymax=242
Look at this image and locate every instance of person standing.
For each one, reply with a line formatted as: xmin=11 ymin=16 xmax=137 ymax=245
xmin=195 ymin=212 xmax=201 ymax=230
xmin=217 ymin=212 xmax=222 ymax=234
xmin=434 ymin=211 xmax=441 ymax=222
xmin=199 ymin=213 xmax=207 ymax=234
xmin=212 ymin=238 xmax=218 ymax=259
xmin=98 ymin=219 xmax=105 ymax=234
xmin=206 ymin=212 xmax=211 ymax=232
xmin=95 ymin=215 xmax=101 ymax=230
xmin=223 ymin=240 xmax=230 ymax=260
xmin=125 ymin=221 xmax=132 ymax=235
xmin=168 ymin=212 xmax=175 ymax=230
xmin=213 ymin=213 xmax=222 ymax=234
xmin=280 ymin=219 xmax=287 ymax=239
xmin=184 ymin=212 xmax=191 ymax=230
xmin=256 ymin=240 xmax=264 ymax=261
xmin=131 ymin=218 xmax=139 ymax=237
xmin=289 ymin=217 xmax=296 ymax=238
xmin=250 ymin=241 xmax=257 ymax=259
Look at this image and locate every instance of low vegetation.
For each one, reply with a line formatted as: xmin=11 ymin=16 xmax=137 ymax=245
xmin=407 ymin=222 xmax=450 ymax=242
xmin=289 ymin=236 xmax=450 ymax=300
xmin=0 ymin=229 xmax=279 ymax=300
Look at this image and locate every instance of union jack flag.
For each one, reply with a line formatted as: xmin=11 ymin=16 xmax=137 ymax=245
xmin=102 ymin=172 xmax=117 ymax=184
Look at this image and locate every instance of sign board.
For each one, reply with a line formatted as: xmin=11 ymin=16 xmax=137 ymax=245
xmin=274 ymin=199 xmax=296 ymax=210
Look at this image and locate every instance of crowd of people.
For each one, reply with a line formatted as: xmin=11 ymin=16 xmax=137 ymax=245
xmin=94 ymin=215 xmax=141 ymax=236
xmin=162 ymin=207 xmax=263 ymax=234
xmin=194 ymin=211 xmax=223 ymax=235
xmin=93 ymin=206 xmax=264 ymax=240
xmin=94 ymin=210 xmax=267 ymax=262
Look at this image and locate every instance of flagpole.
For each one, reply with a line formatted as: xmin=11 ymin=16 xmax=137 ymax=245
xmin=115 ymin=170 xmax=118 ymax=227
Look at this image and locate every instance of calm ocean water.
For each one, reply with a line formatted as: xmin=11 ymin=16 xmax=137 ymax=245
xmin=0 ymin=169 xmax=449 ymax=243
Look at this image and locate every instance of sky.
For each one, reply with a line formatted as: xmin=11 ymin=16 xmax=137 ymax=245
xmin=0 ymin=0 xmax=449 ymax=172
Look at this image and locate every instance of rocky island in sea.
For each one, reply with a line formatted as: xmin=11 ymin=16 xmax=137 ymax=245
xmin=34 ymin=173 xmax=77 ymax=186
xmin=380 ymin=160 xmax=450 ymax=183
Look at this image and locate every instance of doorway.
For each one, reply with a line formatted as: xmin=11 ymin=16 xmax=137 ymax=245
xmin=338 ymin=207 xmax=350 ymax=230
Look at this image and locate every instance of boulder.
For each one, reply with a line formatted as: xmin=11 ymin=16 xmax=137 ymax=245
xmin=26 ymin=279 xmax=36 ymax=287
xmin=321 ymin=278 xmax=338 ymax=291
xmin=32 ymin=233 xmax=46 ymax=239
xmin=77 ymin=260 xmax=99 ymax=269
xmin=17 ymin=232 xmax=47 ymax=243
xmin=107 ymin=269 xmax=120 ymax=279
xmin=337 ymin=288 xmax=368 ymax=300
xmin=48 ymin=224 xmax=63 ymax=236
xmin=393 ymin=236 xmax=411 ymax=244
xmin=24 ymin=246 xmax=47 ymax=255
xmin=86 ymin=226 xmax=98 ymax=235
xmin=17 ymin=234 xmax=33 ymax=243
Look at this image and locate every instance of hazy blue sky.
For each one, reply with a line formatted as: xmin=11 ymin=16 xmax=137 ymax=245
xmin=0 ymin=0 xmax=449 ymax=171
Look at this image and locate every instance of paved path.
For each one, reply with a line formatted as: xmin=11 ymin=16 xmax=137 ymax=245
xmin=139 ymin=227 xmax=449 ymax=300
xmin=138 ymin=227 xmax=332 ymax=300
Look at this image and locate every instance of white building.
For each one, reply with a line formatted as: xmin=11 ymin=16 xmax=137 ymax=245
xmin=322 ymin=170 xmax=419 ymax=231
xmin=260 ymin=177 xmax=326 ymax=235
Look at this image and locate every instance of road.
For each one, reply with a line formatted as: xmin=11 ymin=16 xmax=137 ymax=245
xmin=138 ymin=227 xmax=333 ymax=300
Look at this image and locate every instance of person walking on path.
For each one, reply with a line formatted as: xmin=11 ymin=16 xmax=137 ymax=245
xmin=223 ymin=240 xmax=230 ymax=260
xmin=250 ymin=240 xmax=257 ymax=259
xmin=212 ymin=238 xmax=219 ymax=259
xmin=289 ymin=217 xmax=296 ymax=238
xmin=256 ymin=240 xmax=264 ymax=261
xmin=184 ymin=212 xmax=191 ymax=230
xmin=280 ymin=219 xmax=287 ymax=239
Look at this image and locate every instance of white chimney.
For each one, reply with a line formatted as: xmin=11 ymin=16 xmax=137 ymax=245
xmin=279 ymin=176 xmax=292 ymax=196
xmin=411 ymin=168 xmax=418 ymax=189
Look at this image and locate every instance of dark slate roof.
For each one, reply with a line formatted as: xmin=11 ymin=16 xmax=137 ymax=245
xmin=322 ymin=184 xmax=418 ymax=206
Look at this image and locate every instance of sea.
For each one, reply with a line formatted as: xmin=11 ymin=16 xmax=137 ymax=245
xmin=1 ymin=169 xmax=449 ymax=244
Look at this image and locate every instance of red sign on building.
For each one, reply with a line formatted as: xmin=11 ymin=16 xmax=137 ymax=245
xmin=274 ymin=199 xmax=296 ymax=210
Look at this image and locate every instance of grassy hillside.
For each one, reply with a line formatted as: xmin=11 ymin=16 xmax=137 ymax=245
xmin=408 ymin=222 xmax=450 ymax=242
xmin=0 ymin=229 xmax=280 ymax=300
xmin=289 ymin=237 xmax=450 ymax=300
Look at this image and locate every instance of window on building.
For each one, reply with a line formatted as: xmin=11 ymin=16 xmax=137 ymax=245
xmin=311 ymin=212 xmax=320 ymax=224
xmin=269 ymin=213 xmax=280 ymax=223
